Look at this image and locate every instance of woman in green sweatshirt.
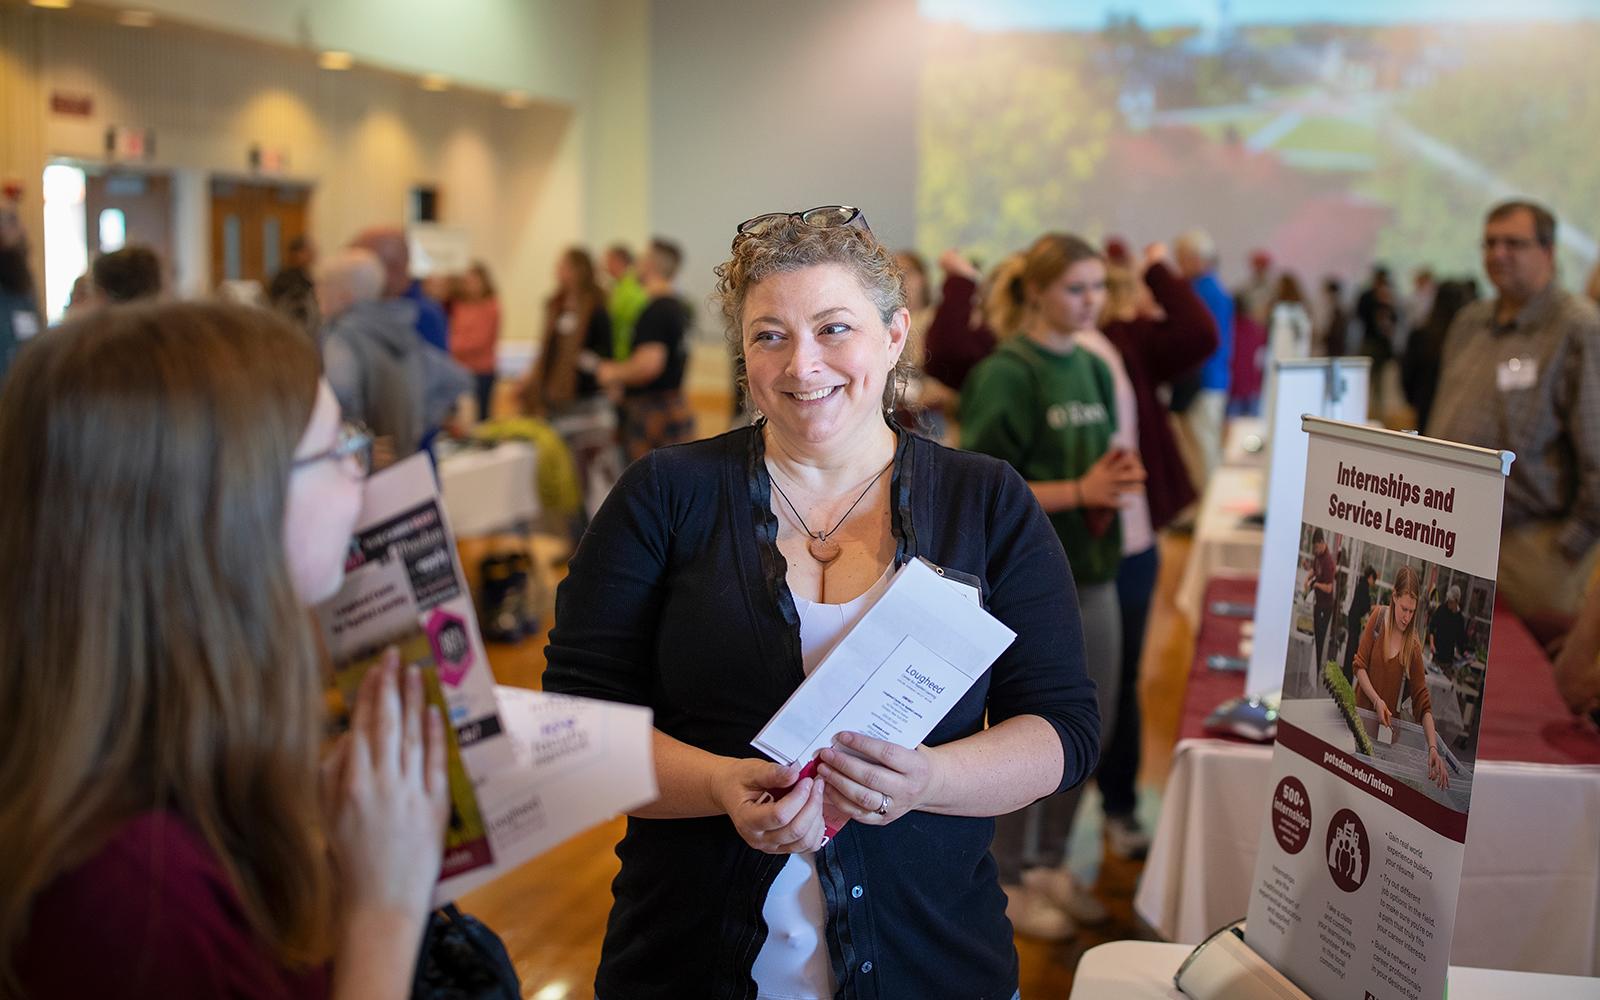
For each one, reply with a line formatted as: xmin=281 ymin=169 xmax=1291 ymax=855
xmin=960 ymin=232 xmax=1146 ymax=941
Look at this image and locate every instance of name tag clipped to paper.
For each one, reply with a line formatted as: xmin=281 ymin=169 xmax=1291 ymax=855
xmin=930 ymin=561 xmax=982 ymax=606
xmin=1495 ymin=356 xmax=1538 ymax=392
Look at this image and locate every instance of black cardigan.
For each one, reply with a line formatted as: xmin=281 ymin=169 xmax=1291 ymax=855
xmin=542 ymin=423 xmax=1099 ymax=1000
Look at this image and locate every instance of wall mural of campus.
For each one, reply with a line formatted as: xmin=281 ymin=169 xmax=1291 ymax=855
xmin=918 ymin=0 xmax=1600 ymax=287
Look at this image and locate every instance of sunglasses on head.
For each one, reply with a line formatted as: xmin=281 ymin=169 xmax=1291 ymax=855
xmin=734 ymin=205 xmax=872 ymax=243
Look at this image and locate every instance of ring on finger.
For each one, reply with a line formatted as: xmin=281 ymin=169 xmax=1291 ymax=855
xmin=876 ymin=792 xmax=891 ymax=816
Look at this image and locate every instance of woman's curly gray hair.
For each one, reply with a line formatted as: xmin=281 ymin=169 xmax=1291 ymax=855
xmin=712 ymin=216 xmax=913 ymax=409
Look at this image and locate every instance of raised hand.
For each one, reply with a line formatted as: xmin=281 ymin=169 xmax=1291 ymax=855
xmin=328 ymin=651 xmax=450 ymax=923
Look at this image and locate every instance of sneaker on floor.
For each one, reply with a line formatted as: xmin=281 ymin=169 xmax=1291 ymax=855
xmin=1003 ymin=883 xmax=1077 ymax=941
xmin=1105 ymin=814 xmax=1152 ymax=861
xmin=1021 ymin=866 xmax=1109 ymax=926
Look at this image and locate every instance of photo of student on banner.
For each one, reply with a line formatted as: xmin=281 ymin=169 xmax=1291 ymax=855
xmin=1280 ymin=523 xmax=1494 ymax=813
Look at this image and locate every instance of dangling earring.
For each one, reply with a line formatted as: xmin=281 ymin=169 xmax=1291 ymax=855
xmin=885 ymin=368 xmax=906 ymax=419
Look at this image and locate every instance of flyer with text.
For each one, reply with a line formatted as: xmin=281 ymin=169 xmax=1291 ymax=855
xmin=1245 ymin=418 xmax=1512 ymax=1000
xmin=318 ymin=454 xmax=657 ymax=905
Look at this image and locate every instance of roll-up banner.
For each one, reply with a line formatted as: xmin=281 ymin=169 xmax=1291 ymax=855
xmin=1248 ymin=358 xmax=1370 ymax=696
xmin=1246 ymin=417 xmax=1513 ymax=1000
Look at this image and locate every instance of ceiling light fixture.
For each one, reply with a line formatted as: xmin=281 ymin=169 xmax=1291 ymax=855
xmin=28 ymin=0 xmax=73 ymax=9
xmin=420 ymin=73 xmax=451 ymax=92
xmin=319 ymin=50 xmax=354 ymax=71
xmin=501 ymin=90 xmax=531 ymax=109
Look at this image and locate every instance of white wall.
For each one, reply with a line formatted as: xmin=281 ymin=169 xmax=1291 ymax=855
xmin=92 ymin=0 xmax=655 ymax=267
xmin=648 ymin=0 xmax=921 ymax=324
xmin=97 ymin=0 xmax=598 ymax=104
xmin=26 ymin=11 xmax=582 ymax=343
xmin=586 ymin=0 xmax=652 ymax=254
xmin=5 ymin=0 xmax=655 ymax=344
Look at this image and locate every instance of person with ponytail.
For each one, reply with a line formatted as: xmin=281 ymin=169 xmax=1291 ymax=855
xmin=0 ymin=302 xmax=450 ymax=998
xmin=1096 ymin=239 xmax=1220 ymax=860
xmin=1352 ymin=564 xmax=1452 ymax=790
xmin=960 ymin=233 xmax=1145 ymax=940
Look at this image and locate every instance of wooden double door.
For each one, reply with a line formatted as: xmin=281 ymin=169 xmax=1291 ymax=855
xmin=209 ymin=180 xmax=311 ymax=291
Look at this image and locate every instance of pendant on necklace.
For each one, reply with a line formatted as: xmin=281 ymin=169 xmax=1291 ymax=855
xmin=808 ymin=535 xmax=843 ymax=564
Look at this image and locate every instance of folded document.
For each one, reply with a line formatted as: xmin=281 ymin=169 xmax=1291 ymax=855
xmin=752 ymin=558 xmax=1016 ymax=768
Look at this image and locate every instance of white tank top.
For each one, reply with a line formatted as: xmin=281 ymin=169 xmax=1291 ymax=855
xmin=752 ymin=568 xmax=894 ymax=1000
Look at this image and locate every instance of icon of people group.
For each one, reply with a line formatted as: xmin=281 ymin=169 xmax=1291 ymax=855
xmin=1326 ymin=808 xmax=1370 ymax=892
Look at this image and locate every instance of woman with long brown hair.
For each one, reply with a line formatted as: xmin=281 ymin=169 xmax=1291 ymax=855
xmin=522 ymin=247 xmax=612 ymax=413
xmin=0 ymin=302 xmax=449 ymax=998
xmin=1352 ymin=564 xmax=1451 ymax=790
xmin=520 ymin=247 xmax=620 ymax=519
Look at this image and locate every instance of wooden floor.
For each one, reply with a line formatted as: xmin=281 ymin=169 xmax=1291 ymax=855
xmin=458 ymin=527 xmax=1197 ymax=999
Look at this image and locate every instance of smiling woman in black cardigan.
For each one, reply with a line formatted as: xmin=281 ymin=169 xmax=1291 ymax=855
xmin=543 ymin=207 xmax=1100 ymax=1000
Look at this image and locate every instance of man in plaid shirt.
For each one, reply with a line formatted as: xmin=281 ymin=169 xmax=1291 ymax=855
xmin=1428 ymin=199 xmax=1600 ymax=620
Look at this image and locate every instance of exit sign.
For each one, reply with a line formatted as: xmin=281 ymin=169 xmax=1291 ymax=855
xmin=105 ymin=125 xmax=155 ymax=162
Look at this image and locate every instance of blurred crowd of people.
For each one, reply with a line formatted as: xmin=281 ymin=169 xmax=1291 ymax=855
xmin=0 ymin=209 xmax=697 ymax=534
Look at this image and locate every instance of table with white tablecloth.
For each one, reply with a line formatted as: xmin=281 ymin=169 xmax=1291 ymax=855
xmin=1067 ymin=940 xmax=1600 ymax=999
xmin=436 ymin=442 xmax=540 ymax=536
xmin=1132 ymin=738 xmax=1600 ymax=976
xmin=1174 ymin=465 xmax=1265 ymax=627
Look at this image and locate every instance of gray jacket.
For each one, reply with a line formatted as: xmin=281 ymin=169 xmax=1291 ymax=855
xmin=322 ymin=298 xmax=427 ymax=458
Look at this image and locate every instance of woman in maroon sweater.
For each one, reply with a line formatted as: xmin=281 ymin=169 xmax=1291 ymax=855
xmin=0 ymin=304 xmax=449 ymax=999
xmin=1101 ymin=243 xmax=1219 ymax=531
xmin=1094 ymin=241 xmax=1219 ymax=855
xmin=920 ymin=249 xmax=998 ymax=394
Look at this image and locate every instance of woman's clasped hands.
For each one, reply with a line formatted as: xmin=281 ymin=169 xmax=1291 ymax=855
xmin=1078 ymin=447 xmax=1146 ymax=508
xmin=716 ymin=733 xmax=944 ymax=855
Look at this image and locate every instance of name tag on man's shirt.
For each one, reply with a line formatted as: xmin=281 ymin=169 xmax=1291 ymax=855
xmin=1496 ymin=356 xmax=1538 ymax=392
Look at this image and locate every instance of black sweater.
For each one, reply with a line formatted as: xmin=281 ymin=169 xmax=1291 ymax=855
xmin=542 ymin=423 xmax=1100 ymax=1000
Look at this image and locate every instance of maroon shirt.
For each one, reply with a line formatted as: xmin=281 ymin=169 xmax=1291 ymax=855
xmin=1314 ymin=546 xmax=1337 ymax=609
xmin=17 ymin=811 xmax=330 ymax=1000
xmin=922 ymin=273 xmax=997 ymax=392
xmin=1229 ymin=309 xmax=1267 ymax=408
xmin=1102 ymin=263 xmax=1221 ymax=531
